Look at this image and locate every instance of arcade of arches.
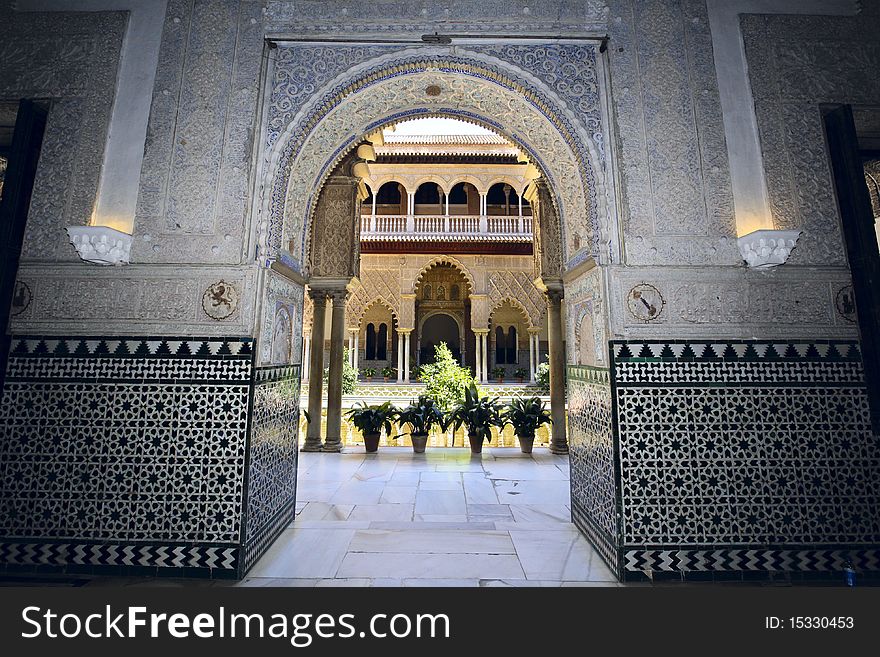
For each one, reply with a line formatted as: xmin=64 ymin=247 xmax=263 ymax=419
xmin=300 ymin=123 xmax=568 ymax=455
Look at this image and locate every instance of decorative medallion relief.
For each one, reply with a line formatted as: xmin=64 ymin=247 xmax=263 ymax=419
xmin=11 ymin=282 xmax=31 ymax=317
xmin=202 ymin=281 xmax=240 ymax=320
xmin=626 ymin=283 xmax=664 ymax=323
xmin=835 ymin=285 xmax=857 ymax=323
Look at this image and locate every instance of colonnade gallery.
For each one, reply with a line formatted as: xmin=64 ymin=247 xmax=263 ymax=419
xmin=0 ymin=0 xmax=879 ymax=584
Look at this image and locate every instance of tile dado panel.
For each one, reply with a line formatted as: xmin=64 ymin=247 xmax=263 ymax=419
xmin=567 ymin=366 xmax=618 ymax=573
xmin=0 ymin=337 xmax=300 ymax=579
xmin=569 ymin=340 xmax=880 ymax=581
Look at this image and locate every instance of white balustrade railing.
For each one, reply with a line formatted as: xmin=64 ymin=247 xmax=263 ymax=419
xmin=359 ymin=213 xmax=532 ymax=240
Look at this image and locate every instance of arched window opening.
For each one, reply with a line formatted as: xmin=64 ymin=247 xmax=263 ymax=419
xmin=506 ymin=326 xmax=517 ymax=364
xmin=377 ymin=323 xmax=388 ymax=360
xmin=366 ymin=323 xmax=377 ymax=360
xmin=436 ymin=285 xmax=446 ymax=301
xmin=450 ymin=284 xmax=460 ymax=300
xmin=416 ymin=182 xmax=440 ymax=205
xmin=376 ymin=181 xmax=403 ymax=214
xmin=495 ymin=326 xmax=506 ymax=364
xmin=423 ymin=284 xmax=432 ymax=300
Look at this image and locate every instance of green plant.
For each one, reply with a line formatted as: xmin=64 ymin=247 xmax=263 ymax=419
xmin=536 ymin=357 xmax=550 ymax=393
xmin=361 ymin=367 xmax=376 ymax=379
xmin=445 ymin=382 xmax=507 ymax=444
xmin=420 ymin=342 xmax=477 ymax=411
xmin=381 ymin=365 xmax=395 ymax=379
xmin=410 ymin=364 xmax=423 ymax=381
xmin=514 ymin=367 xmax=529 ymax=380
xmin=323 ymin=346 xmax=358 ymax=395
xmin=492 ymin=366 xmax=506 ymax=380
xmin=505 ymin=396 xmax=552 ymax=438
xmin=396 ymin=395 xmax=445 ymax=436
xmin=345 ymin=401 xmax=397 ymax=436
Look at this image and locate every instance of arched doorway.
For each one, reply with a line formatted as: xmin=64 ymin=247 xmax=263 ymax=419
xmin=254 ymin=47 xmax=615 ymax=582
xmin=419 ymin=313 xmax=460 ymax=363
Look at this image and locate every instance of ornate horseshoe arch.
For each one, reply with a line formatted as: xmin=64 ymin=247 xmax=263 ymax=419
xmin=258 ymin=45 xmax=615 ymax=275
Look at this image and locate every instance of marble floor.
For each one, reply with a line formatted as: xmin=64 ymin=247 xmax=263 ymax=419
xmin=241 ymin=447 xmax=619 ymax=587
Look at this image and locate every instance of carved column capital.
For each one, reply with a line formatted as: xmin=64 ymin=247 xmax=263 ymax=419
xmin=308 ymin=288 xmax=327 ymax=302
xmin=327 ymin=288 xmax=350 ymax=304
xmin=545 ymin=287 xmax=565 ymax=305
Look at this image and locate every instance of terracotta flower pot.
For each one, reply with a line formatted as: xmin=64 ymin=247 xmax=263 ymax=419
xmin=411 ymin=433 xmax=428 ymax=453
xmin=468 ymin=434 xmax=484 ymax=453
xmin=517 ymin=433 xmax=535 ymax=454
xmin=364 ymin=432 xmax=380 ymax=453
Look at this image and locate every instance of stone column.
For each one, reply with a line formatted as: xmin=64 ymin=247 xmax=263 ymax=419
xmin=303 ymin=293 xmax=327 ymax=452
xmin=406 ymin=192 xmax=415 ymax=232
xmin=481 ymin=332 xmax=489 ymax=382
xmin=353 ymin=332 xmax=359 ymax=371
xmin=302 ymin=335 xmax=311 ymax=380
xmin=546 ymin=288 xmax=567 ymax=454
xmin=473 ymin=330 xmax=483 ymax=382
xmin=528 ymin=329 xmax=537 ymax=383
xmin=479 ymin=193 xmax=487 ymax=233
xmin=403 ymin=331 xmax=411 ymax=382
xmin=397 ymin=333 xmax=405 ymax=383
xmin=323 ymin=289 xmax=348 ymax=453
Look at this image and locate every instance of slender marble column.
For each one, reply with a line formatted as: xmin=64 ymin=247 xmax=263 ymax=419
xmin=353 ymin=333 xmax=359 ymax=371
xmin=397 ymin=333 xmax=405 ymax=383
xmin=403 ymin=332 xmax=411 ymax=383
xmin=323 ymin=289 xmax=348 ymax=453
xmin=481 ymin=332 xmax=489 ymax=383
xmin=303 ymin=293 xmax=327 ymax=452
xmin=302 ymin=335 xmax=311 ymax=380
xmin=474 ymin=330 xmax=482 ymax=382
xmin=546 ymin=288 xmax=567 ymax=454
xmin=528 ymin=331 xmax=536 ymax=383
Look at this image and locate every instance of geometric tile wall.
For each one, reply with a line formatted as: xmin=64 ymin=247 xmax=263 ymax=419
xmin=569 ymin=340 xmax=880 ymax=581
xmin=241 ymin=364 xmax=300 ymax=574
xmin=0 ymin=336 xmax=300 ymax=579
xmin=567 ymin=365 xmax=619 ymax=574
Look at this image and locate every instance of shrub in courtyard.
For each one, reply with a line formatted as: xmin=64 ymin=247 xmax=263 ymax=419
xmin=419 ymin=342 xmax=477 ymax=411
xmin=536 ymin=356 xmax=550 ymax=393
xmin=323 ymin=346 xmax=358 ymax=395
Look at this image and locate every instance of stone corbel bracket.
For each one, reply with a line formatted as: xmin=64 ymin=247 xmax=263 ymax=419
xmin=66 ymin=225 xmax=132 ymax=266
xmin=737 ymin=229 xmax=801 ymax=269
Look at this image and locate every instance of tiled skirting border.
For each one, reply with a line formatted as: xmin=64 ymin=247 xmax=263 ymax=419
xmin=0 ymin=336 xmax=300 ymax=579
xmin=568 ymin=340 xmax=880 ymax=582
xmin=241 ymin=365 xmax=300 ymax=574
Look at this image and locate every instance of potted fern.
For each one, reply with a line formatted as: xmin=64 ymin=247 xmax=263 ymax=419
xmin=362 ymin=366 xmax=376 ymax=382
xmin=382 ymin=365 xmax=395 ymax=382
xmin=492 ymin=366 xmax=505 ymax=383
xmin=445 ymin=382 xmax=507 ymax=454
xmin=396 ymin=395 xmax=444 ymax=453
xmin=505 ymin=396 xmax=552 ymax=454
xmin=515 ymin=367 xmax=529 ymax=383
xmin=345 ymin=401 xmax=397 ymax=453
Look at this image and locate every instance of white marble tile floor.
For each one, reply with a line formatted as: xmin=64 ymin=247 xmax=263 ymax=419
xmin=245 ymin=447 xmax=616 ymax=587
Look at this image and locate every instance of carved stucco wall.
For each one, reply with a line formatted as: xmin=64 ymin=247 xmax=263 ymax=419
xmin=258 ymin=269 xmax=303 ymax=365
xmin=330 ymin=254 xmax=546 ymax=336
xmin=0 ymin=7 xmax=125 ymax=262
xmin=600 ymin=0 xmax=858 ymax=340
xmin=742 ymin=7 xmax=880 ymax=267
xmin=565 ymin=266 xmax=608 ymax=367
xmin=132 ymin=0 xmax=263 ymax=265
xmin=608 ymin=0 xmax=738 ymax=267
